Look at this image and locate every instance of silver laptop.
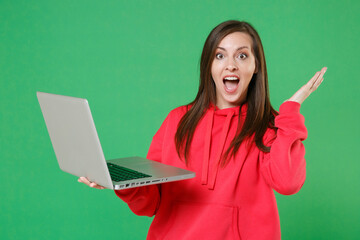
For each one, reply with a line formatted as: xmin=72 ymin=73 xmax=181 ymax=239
xmin=37 ymin=92 xmax=195 ymax=190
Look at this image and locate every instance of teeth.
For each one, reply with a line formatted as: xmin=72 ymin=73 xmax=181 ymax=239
xmin=224 ymin=76 xmax=239 ymax=80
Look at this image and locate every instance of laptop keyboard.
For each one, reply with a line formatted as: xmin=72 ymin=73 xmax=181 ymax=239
xmin=107 ymin=162 xmax=152 ymax=182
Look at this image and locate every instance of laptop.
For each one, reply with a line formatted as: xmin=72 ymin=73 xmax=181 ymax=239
xmin=37 ymin=92 xmax=195 ymax=190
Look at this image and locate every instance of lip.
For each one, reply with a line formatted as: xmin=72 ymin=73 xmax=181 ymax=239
xmin=223 ymin=74 xmax=240 ymax=79
xmin=223 ymin=74 xmax=240 ymax=93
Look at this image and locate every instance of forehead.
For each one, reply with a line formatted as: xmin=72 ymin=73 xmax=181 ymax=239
xmin=217 ymin=32 xmax=253 ymax=50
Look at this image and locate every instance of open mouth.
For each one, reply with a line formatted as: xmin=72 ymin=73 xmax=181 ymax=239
xmin=223 ymin=76 xmax=240 ymax=93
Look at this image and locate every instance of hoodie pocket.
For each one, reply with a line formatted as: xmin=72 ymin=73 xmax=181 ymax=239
xmin=162 ymin=201 xmax=241 ymax=240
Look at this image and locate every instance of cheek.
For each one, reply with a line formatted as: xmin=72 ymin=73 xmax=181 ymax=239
xmin=210 ymin=65 xmax=215 ymax=79
xmin=211 ymin=62 xmax=218 ymax=75
xmin=211 ymin=63 xmax=222 ymax=82
xmin=245 ymin=69 xmax=255 ymax=79
xmin=242 ymin=60 xmax=256 ymax=77
xmin=239 ymin=66 xmax=255 ymax=87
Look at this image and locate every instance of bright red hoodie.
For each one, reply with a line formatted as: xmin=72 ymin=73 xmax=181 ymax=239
xmin=115 ymin=101 xmax=307 ymax=240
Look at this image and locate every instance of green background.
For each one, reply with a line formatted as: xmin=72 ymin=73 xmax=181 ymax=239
xmin=1 ymin=0 xmax=359 ymax=239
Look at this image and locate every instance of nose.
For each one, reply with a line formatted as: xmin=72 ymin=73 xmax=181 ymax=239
xmin=225 ymin=59 xmax=238 ymax=71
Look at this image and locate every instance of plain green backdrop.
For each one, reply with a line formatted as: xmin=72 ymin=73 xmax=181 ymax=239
xmin=1 ymin=0 xmax=359 ymax=239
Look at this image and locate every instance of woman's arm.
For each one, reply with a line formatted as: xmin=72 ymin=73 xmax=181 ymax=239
xmin=77 ymin=112 xmax=170 ymax=217
xmin=260 ymin=101 xmax=307 ymax=195
xmin=113 ymin=113 xmax=172 ymax=216
xmin=114 ymin=184 xmax=161 ymax=217
xmin=260 ymin=67 xmax=327 ymax=195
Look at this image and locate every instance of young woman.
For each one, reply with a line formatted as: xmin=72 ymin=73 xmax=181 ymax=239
xmin=79 ymin=20 xmax=327 ymax=239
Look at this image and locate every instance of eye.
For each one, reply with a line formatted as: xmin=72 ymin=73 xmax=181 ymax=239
xmin=215 ymin=53 xmax=224 ymax=60
xmin=237 ymin=53 xmax=247 ymax=60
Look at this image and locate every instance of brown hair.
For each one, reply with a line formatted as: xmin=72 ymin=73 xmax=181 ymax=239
xmin=175 ymin=20 xmax=278 ymax=166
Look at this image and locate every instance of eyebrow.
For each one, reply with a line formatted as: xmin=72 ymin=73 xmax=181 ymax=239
xmin=217 ymin=46 xmax=250 ymax=51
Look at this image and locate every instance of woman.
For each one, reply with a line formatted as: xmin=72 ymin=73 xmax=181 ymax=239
xmin=79 ymin=20 xmax=327 ymax=239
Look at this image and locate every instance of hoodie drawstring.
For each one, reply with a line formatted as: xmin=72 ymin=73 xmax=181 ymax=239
xmin=202 ymin=107 xmax=235 ymax=190
xmin=201 ymin=107 xmax=214 ymax=185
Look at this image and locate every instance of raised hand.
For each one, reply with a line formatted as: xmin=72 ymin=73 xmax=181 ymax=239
xmin=287 ymin=67 xmax=327 ymax=104
xmin=78 ymin=177 xmax=106 ymax=189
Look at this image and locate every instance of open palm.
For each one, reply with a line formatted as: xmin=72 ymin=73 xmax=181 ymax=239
xmin=288 ymin=67 xmax=327 ymax=104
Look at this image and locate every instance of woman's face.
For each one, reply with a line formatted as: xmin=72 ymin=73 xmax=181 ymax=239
xmin=211 ymin=32 xmax=257 ymax=109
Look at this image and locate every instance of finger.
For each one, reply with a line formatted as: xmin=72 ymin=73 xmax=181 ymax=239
xmin=90 ymin=182 xmax=99 ymax=188
xmin=316 ymin=75 xmax=325 ymax=86
xmin=306 ymin=71 xmax=321 ymax=89
xmin=316 ymin=68 xmax=327 ymax=82
xmin=310 ymin=67 xmax=327 ymax=90
xmin=312 ymin=78 xmax=323 ymax=90
xmin=78 ymin=177 xmax=92 ymax=186
xmin=78 ymin=177 xmax=90 ymax=184
xmin=311 ymin=75 xmax=323 ymax=90
xmin=312 ymin=67 xmax=327 ymax=90
xmin=90 ymin=182 xmax=106 ymax=189
xmin=78 ymin=177 xmax=106 ymax=189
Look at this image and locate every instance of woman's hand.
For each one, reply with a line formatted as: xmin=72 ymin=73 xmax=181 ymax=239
xmin=287 ymin=67 xmax=327 ymax=104
xmin=78 ymin=177 xmax=106 ymax=189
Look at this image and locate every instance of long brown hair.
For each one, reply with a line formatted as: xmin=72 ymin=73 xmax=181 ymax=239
xmin=175 ymin=20 xmax=278 ymax=166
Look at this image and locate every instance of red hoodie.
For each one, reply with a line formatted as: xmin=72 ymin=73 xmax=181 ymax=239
xmin=115 ymin=101 xmax=307 ymax=240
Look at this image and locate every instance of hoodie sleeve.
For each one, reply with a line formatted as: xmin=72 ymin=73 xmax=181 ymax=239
xmin=114 ymin=113 xmax=171 ymax=217
xmin=260 ymin=101 xmax=308 ymax=195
